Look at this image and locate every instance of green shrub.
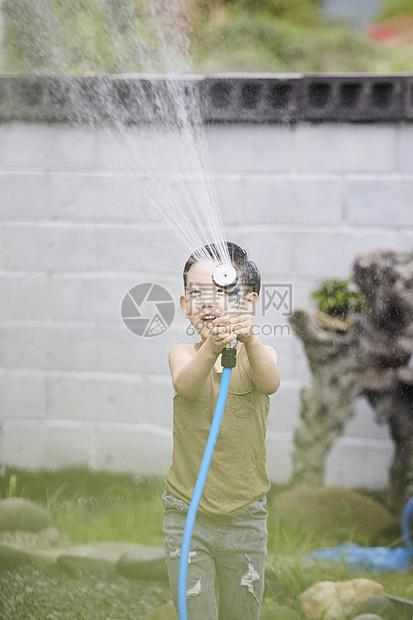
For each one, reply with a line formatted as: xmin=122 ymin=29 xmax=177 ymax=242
xmin=310 ymin=278 xmax=365 ymax=319
xmin=376 ymin=0 xmax=413 ymax=20
xmin=196 ymin=9 xmax=380 ymax=73
xmin=0 ymin=0 xmax=403 ymax=75
xmin=1 ymin=0 xmax=161 ymax=75
xmin=219 ymin=0 xmax=322 ymax=24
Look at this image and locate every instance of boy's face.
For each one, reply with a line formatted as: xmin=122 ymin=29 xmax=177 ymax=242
xmin=180 ymin=262 xmax=257 ymax=341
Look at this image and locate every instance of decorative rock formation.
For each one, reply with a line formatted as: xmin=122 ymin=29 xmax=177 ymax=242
xmin=289 ymin=308 xmax=360 ymax=487
xmin=290 ymin=250 xmax=413 ymax=512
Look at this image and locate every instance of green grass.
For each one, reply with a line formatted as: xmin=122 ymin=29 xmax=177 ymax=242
xmin=46 ymin=476 xmax=166 ymax=546
xmin=0 ymin=469 xmax=165 ymax=546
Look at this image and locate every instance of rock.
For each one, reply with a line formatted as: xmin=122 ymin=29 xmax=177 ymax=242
xmin=0 ymin=527 xmax=72 ymax=569
xmin=360 ymin=595 xmax=396 ymax=617
xmin=351 ymin=615 xmax=385 ymax=620
xmin=271 ymin=487 xmax=394 ymax=544
xmin=299 ymin=578 xmax=383 ymax=620
xmin=117 ymin=546 xmax=168 ymax=581
xmin=0 ymin=543 xmax=30 ymax=569
xmin=0 ymin=498 xmax=50 ymax=532
xmin=0 ymin=539 xmax=168 ymax=575
xmin=0 ymin=526 xmax=69 ymax=549
xmin=141 ymin=601 xmax=178 ymax=619
xmin=0 ymin=542 xmax=71 ymax=569
xmin=0 ymin=527 xmax=71 ymax=569
xmin=57 ymin=542 xmax=146 ymax=574
xmin=385 ymin=592 xmax=413 ymax=616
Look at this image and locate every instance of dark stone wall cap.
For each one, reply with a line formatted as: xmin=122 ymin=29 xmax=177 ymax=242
xmin=302 ymin=74 xmax=404 ymax=121
xmin=0 ymin=74 xmax=412 ymax=124
xmin=201 ymin=75 xmax=305 ymax=123
xmin=404 ymin=75 xmax=413 ymax=120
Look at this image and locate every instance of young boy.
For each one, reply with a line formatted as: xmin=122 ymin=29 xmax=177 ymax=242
xmin=163 ymin=242 xmax=280 ymax=620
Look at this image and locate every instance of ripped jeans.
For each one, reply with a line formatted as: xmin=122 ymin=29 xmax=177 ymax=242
xmin=162 ymin=491 xmax=268 ymax=620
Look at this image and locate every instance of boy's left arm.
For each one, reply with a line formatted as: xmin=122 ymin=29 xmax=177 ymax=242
xmin=229 ymin=313 xmax=280 ymax=395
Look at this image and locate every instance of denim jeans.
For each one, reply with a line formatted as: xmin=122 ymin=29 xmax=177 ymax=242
xmin=162 ymin=491 xmax=268 ymax=620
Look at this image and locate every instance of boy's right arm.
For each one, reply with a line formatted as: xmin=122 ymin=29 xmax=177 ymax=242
xmin=170 ymin=317 xmax=238 ymax=399
xmin=169 ymin=342 xmax=219 ymax=400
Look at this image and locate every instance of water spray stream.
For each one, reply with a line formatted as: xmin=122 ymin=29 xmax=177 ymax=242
xmin=56 ymin=0 xmax=232 ymax=266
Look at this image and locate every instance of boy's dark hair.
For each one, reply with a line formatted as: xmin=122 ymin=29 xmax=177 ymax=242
xmin=183 ymin=242 xmax=261 ymax=295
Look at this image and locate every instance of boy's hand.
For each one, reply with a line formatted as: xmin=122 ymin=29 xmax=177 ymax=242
xmin=227 ymin=313 xmax=256 ymax=343
xmin=206 ymin=316 xmax=236 ymax=353
xmin=207 ymin=314 xmax=255 ymax=351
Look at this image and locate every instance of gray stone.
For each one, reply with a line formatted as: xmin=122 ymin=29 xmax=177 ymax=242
xmin=0 ymin=526 xmax=69 ymax=548
xmin=0 ymin=538 xmax=166 ymax=574
xmin=57 ymin=542 xmax=144 ymax=574
xmin=351 ymin=615 xmax=385 ymax=620
xmin=384 ymin=593 xmax=413 ymax=616
xmin=0 ymin=543 xmax=70 ymax=569
xmin=0 ymin=527 xmax=70 ymax=569
xmin=0 ymin=543 xmax=30 ymax=569
xmin=0 ymin=536 xmax=168 ymax=579
xmin=117 ymin=546 xmax=168 ymax=581
xmin=0 ymin=527 xmax=71 ymax=569
xmin=360 ymin=595 xmax=395 ymax=617
xmin=0 ymin=498 xmax=50 ymax=532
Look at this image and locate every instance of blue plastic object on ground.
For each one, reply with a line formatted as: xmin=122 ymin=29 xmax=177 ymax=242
xmin=177 ymin=366 xmax=232 ymax=620
xmin=305 ymin=495 xmax=413 ymax=573
xmin=401 ymin=495 xmax=413 ymax=556
xmin=305 ymin=542 xmax=411 ymax=573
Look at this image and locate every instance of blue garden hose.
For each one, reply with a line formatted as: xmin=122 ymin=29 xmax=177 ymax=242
xmin=177 ymin=364 xmax=233 ymax=620
xmin=178 ymin=262 xmax=240 ymax=619
xmin=401 ymin=495 xmax=413 ymax=556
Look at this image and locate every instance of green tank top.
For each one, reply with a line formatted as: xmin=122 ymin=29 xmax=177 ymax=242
xmin=165 ymin=342 xmax=271 ymax=518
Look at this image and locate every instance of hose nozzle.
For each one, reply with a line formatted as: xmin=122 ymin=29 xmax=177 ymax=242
xmin=212 ymin=264 xmax=240 ymax=296
xmin=212 ymin=263 xmax=241 ymax=367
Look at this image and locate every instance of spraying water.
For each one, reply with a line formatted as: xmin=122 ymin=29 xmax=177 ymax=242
xmin=28 ymin=0 xmax=232 ymax=271
xmin=0 ymin=0 xmax=231 ymax=268
xmin=131 ymin=1 xmax=231 ymax=268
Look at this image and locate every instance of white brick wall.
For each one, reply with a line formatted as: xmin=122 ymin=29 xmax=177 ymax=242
xmin=293 ymin=124 xmax=397 ymax=172
xmin=1 ymin=119 xmax=412 ymax=489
